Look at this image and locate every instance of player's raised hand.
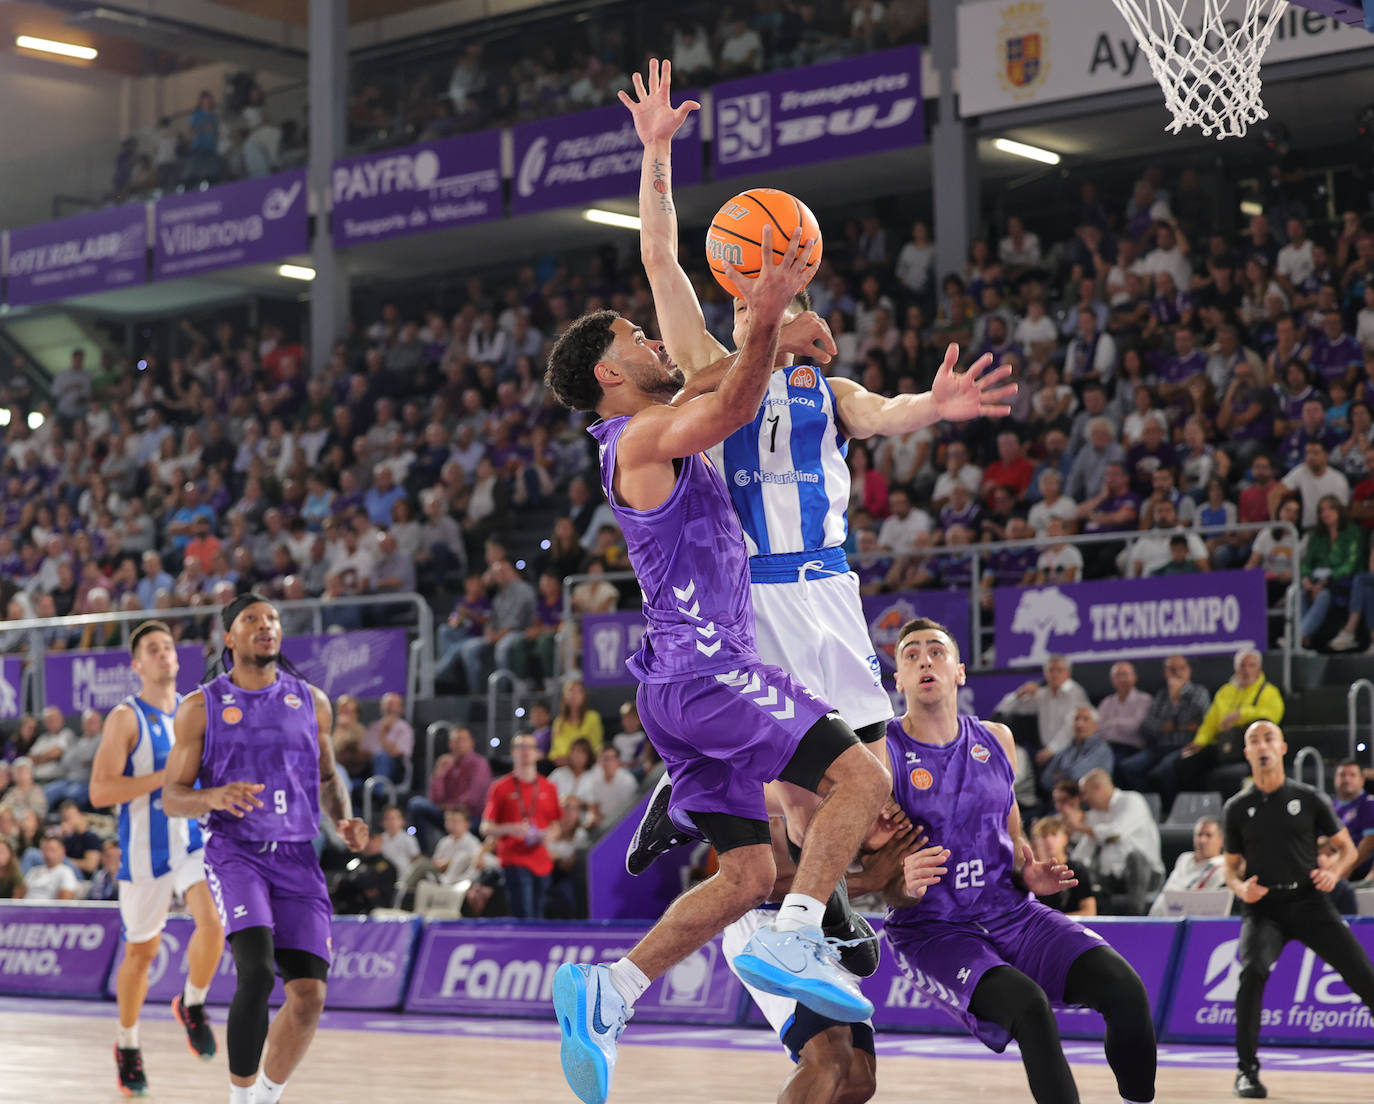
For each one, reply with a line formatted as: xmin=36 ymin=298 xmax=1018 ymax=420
xmin=338 ymin=817 xmax=369 ymax=852
xmin=728 ymin=225 xmax=818 ymax=323
xmin=1238 ymin=875 xmax=1269 ymax=903
xmin=618 ymin=58 xmax=700 ymax=145
xmin=779 ymin=310 xmax=837 ymax=364
xmin=930 ymin=343 xmax=1018 ymax=422
xmin=206 ymin=781 xmax=265 ymax=817
xmin=902 ymin=844 xmax=950 ymax=900
xmin=1018 ymin=843 xmax=1078 ymax=896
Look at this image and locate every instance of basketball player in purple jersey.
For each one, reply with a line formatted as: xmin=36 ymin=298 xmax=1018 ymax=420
xmin=883 ymin=618 xmax=1157 ymax=1104
xmin=545 ymin=226 xmax=891 ymax=1104
xmin=163 ymin=594 xmax=368 ymax=1104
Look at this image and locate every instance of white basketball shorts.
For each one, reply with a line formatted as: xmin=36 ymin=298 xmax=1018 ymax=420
xmin=117 ymin=847 xmax=207 ymax=945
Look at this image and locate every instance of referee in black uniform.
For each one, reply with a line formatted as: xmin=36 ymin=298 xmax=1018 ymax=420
xmin=1222 ymin=721 xmax=1374 ymax=1099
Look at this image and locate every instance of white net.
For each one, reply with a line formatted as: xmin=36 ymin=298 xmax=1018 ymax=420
xmin=1110 ymin=0 xmax=1290 ymax=139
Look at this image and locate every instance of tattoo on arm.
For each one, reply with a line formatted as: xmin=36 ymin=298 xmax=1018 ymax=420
xmin=651 ymin=158 xmax=672 ymax=213
xmin=321 ymin=770 xmax=351 ymax=822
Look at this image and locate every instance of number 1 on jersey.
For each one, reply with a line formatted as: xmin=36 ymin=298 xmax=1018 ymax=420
xmin=767 ymin=414 xmax=780 ymax=453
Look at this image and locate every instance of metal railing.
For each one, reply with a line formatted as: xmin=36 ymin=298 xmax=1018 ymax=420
xmin=1291 ymin=745 xmax=1326 ymax=793
xmin=0 ymin=592 xmax=436 ymax=712
xmin=556 ymin=523 xmax=1299 ymax=688
xmin=1349 ymin=679 xmax=1374 ymax=768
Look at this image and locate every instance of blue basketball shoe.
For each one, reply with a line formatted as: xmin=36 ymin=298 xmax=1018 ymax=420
xmin=732 ymin=924 xmax=874 ymax=1022
xmin=553 ymin=963 xmax=632 ymax=1104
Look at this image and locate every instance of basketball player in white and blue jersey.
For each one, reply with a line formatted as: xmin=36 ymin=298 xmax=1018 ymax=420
xmin=90 ymin=620 xmax=222 ymax=1095
xmin=621 ymin=61 xmax=1016 ymax=883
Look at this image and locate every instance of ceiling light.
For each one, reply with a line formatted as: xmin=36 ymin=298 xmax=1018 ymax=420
xmin=993 ymin=137 xmax=1061 ymax=166
xmin=1239 ymin=199 xmax=1264 ymax=218
xmin=16 ymin=35 xmax=97 ymax=61
xmin=0 ymin=409 xmax=9 ymax=427
xmin=583 ymin=209 xmax=641 ymax=231
xmin=277 ymin=264 xmax=315 ymax=281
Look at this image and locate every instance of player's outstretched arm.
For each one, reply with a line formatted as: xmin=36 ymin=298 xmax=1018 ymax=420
xmin=619 ymin=58 xmax=727 ymax=376
xmin=315 ymin=686 xmax=368 ymax=851
xmin=619 ymin=224 xmax=813 ymax=469
xmin=89 ymin=704 xmax=164 ymax=808
xmin=831 ymin=343 xmax=1017 ymax=441
xmin=164 ymin=690 xmax=265 ymax=818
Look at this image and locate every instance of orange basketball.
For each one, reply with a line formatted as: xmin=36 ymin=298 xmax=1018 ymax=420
xmin=705 ymin=188 xmax=823 ymax=299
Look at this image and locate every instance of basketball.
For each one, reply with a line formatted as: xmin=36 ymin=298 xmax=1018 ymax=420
xmin=705 ymin=188 xmax=823 ymax=299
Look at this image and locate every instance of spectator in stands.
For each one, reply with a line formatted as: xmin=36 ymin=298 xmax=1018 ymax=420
xmin=1282 ymin=442 xmax=1350 ymax=531
xmin=1299 ymin=495 xmax=1362 ymax=647
xmin=995 ymin=654 xmax=1090 ymax=765
xmin=20 ymin=833 xmax=78 ymax=901
xmin=1039 ymin=705 xmax=1114 ymax=797
xmin=1333 ymin=759 xmax=1374 ymax=881
xmin=614 ymin=701 xmax=649 ymax=776
xmin=523 ymin=572 xmax=564 ymax=685
xmin=407 ymin=726 xmax=491 ymax=852
xmin=456 ymin=560 xmax=535 ymax=691
xmin=1126 ymin=498 xmax=1208 ymax=578
xmin=1119 ymin=655 xmax=1211 ymax=798
xmin=1030 ymin=815 xmax=1097 ymax=916
xmin=1033 ymin=517 xmax=1083 ymax=584
xmin=363 ymin=692 xmax=413 ymax=786
xmin=579 ymin=745 xmax=638 ymax=833
xmin=1325 ymin=531 xmax=1374 ymax=652
xmin=877 ymin=487 xmax=934 ymax=557
xmin=1065 ymin=417 xmax=1125 ymax=503
xmin=1 ymin=715 xmax=39 ymax=765
xmin=480 ymin=733 xmax=561 ymax=920
xmin=1246 ymin=496 xmax=1302 ymax=609
xmin=0 ymin=759 xmax=44 ymax=819
xmin=1097 ymin=661 xmax=1152 ymax=764
xmin=1067 ymin=768 xmax=1164 ymax=915
xmin=1148 ymin=816 xmax=1227 ymax=916
xmin=550 ymin=678 xmax=603 ymax=766
xmin=57 ymin=800 xmax=101 ymax=876
xmin=86 ymin=838 xmax=121 ymax=902
xmin=331 ymin=693 xmax=371 ymax=797
xmin=435 ymin=574 xmax=491 ymax=691
xmin=0 ymin=837 xmax=22 ymax=899
xmin=44 ymin=708 xmax=101 ymax=809
xmin=28 ymin=708 xmax=72 ymax=792
xmin=548 ymin=737 xmax=595 ymax=801
xmin=184 ymin=90 xmax=221 ymax=185
xmin=1318 ymin=836 xmax=1360 ymax=915
xmin=378 ymin=804 xmax=419 ymax=882
xmin=1176 ymin=648 xmax=1285 ymax=794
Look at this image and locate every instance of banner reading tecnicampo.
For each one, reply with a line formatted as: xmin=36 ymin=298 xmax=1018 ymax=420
xmin=713 ymin=46 xmax=923 ymax=179
xmin=994 ymin=570 xmax=1267 ymax=669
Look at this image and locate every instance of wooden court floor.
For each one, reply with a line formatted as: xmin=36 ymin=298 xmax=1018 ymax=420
xmin=0 ymin=1005 xmax=1366 ymax=1103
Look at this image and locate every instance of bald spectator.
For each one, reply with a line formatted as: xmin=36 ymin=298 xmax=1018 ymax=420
xmin=1068 ymin=768 xmax=1164 ymax=915
xmin=407 ymin=726 xmax=492 ymax=851
xmin=1097 ymin=661 xmax=1153 ymax=763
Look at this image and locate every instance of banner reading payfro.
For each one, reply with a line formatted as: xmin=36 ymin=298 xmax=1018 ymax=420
xmin=713 ymin=46 xmax=923 ymax=180
xmin=0 ymin=902 xmax=123 ymax=997
xmin=281 ymin=630 xmax=408 ymax=699
xmin=6 ymin=205 xmax=146 ymax=306
xmin=1164 ymin=918 xmax=1374 ymax=1046
xmin=994 ymin=569 xmax=1267 ymax=669
xmin=511 ymin=95 xmax=702 ymax=215
xmin=0 ymin=657 xmax=21 ymax=721
xmin=154 ymin=170 xmax=307 ymax=279
xmin=406 ymin=922 xmax=743 ymax=1025
xmin=44 ymin=644 xmax=205 ymax=714
xmin=105 ymin=914 xmax=418 ymax=1010
xmin=332 ymin=130 xmax=501 ymax=247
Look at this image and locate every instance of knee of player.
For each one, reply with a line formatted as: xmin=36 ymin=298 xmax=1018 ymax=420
xmin=285 ymin=979 xmax=327 ymax=1021
xmin=721 ymin=853 xmax=776 ymax=909
xmin=124 ymin=935 xmax=162 ymax=964
xmin=836 ymin=1056 xmax=877 ymax=1104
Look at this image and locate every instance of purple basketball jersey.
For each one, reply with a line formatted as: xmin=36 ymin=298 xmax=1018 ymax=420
xmin=884 ymin=714 xmax=1028 ymax=931
xmin=589 ymin=416 xmax=758 ymax=683
xmin=199 ymin=672 xmax=321 ymax=842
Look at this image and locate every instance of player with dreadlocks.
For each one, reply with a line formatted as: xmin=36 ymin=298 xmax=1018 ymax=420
xmin=163 ymin=594 xmax=368 ymax=1104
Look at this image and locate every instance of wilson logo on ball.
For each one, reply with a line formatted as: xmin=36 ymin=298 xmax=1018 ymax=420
xmin=706 ymin=240 xmax=744 ymax=265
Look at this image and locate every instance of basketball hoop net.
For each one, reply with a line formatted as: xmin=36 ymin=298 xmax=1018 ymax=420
xmin=1109 ymin=0 xmax=1290 ymax=139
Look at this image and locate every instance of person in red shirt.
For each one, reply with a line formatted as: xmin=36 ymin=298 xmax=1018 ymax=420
xmin=1238 ymin=454 xmax=1277 ymax=524
xmin=1351 ymin=445 xmax=1374 ymax=532
xmin=407 ymin=726 xmax=493 ymax=850
xmin=481 ymin=733 xmax=562 ymax=919
xmin=982 ymin=430 xmax=1034 ymax=502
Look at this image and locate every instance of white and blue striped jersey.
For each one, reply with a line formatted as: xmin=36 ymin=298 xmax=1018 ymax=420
xmin=706 ymin=364 xmax=850 ymax=576
xmin=116 ymin=694 xmax=203 ymax=881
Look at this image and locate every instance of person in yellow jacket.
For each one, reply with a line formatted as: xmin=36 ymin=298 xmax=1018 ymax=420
xmin=1176 ymin=649 xmax=1284 ymax=794
xmin=549 ymin=678 xmax=604 ymax=766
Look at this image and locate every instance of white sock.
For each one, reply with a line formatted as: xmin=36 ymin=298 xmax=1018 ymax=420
xmin=773 ymin=892 xmax=826 ymax=932
xmin=116 ymin=1022 xmax=139 ymax=1049
xmin=606 ymin=957 xmax=651 ymax=1008
xmin=229 ymin=1086 xmax=253 ymax=1104
xmin=184 ymin=980 xmax=210 ymax=1007
xmin=254 ymin=1072 xmax=286 ymax=1104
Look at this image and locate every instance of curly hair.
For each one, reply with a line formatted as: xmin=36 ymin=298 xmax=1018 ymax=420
xmin=545 ymin=309 xmax=619 ymax=412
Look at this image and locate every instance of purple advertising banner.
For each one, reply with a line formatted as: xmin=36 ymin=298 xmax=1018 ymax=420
xmin=406 ymin=921 xmax=743 ymax=1024
xmin=994 ymin=570 xmax=1268 ymax=670
xmin=0 ymin=657 xmax=21 ymax=721
xmin=282 ymin=630 xmax=408 ymax=699
xmin=713 ymin=46 xmax=924 ymax=180
xmin=332 ymin=131 xmax=502 ymax=247
xmin=511 ymin=94 xmax=702 ymax=215
xmin=106 ymin=915 xmax=418 ymax=1010
xmin=862 ymin=589 xmax=970 ymax=686
xmin=7 ymin=205 xmax=146 ymax=306
xmin=1164 ymin=918 xmax=1374 ymax=1046
xmin=44 ymin=644 xmax=205 ymax=715
xmin=581 ymin=612 xmax=646 ymax=688
xmin=960 ymin=673 xmax=1028 ymax=719
xmin=154 ymin=170 xmax=307 ymax=280
xmin=0 ymin=902 xmax=123 ymax=997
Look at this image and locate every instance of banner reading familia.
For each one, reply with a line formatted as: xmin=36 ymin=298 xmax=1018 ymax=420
xmin=6 ymin=205 xmax=146 ymax=307
xmin=44 ymin=644 xmax=206 ymax=715
xmin=994 ymin=570 xmax=1267 ymax=669
xmin=0 ymin=657 xmax=21 ymax=721
xmin=713 ymin=46 xmax=923 ymax=180
xmin=0 ymin=902 xmax=123 ymax=997
xmin=332 ymin=130 xmax=502 ymax=247
xmin=406 ymin=921 xmax=743 ymax=1025
xmin=105 ymin=915 xmax=418 ymax=1010
xmin=281 ymin=630 xmax=408 ymax=699
xmin=154 ymin=170 xmax=308 ymax=280
xmin=1164 ymin=918 xmax=1374 ymax=1047
xmin=511 ymin=94 xmax=703 ymax=216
